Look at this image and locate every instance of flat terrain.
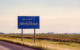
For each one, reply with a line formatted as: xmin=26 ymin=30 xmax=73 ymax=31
xmin=0 ymin=41 xmax=36 ymax=50
xmin=0 ymin=34 xmax=80 ymax=50
xmin=3 ymin=34 xmax=80 ymax=43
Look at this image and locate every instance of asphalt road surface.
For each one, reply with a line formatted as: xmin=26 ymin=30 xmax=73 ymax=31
xmin=0 ymin=41 xmax=37 ymax=50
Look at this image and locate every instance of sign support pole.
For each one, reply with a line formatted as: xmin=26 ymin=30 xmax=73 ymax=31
xmin=21 ymin=29 xmax=23 ymax=41
xmin=34 ymin=29 xmax=36 ymax=43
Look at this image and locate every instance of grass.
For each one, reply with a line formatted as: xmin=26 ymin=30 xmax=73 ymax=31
xmin=0 ymin=37 xmax=45 ymax=50
xmin=0 ymin=35 xmax=80 ymax=50
xmin=1 ymin=34 xmax=80 ymax=43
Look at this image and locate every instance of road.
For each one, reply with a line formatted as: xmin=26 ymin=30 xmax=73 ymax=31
xmin=0 ymin=41 xmax=37 ymax=50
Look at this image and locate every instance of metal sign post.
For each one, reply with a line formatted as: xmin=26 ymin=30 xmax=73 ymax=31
xmin=21 ymin=29 xmax=23 ymax=41
xmin=34 ymin=29 xmax=36 ymax=43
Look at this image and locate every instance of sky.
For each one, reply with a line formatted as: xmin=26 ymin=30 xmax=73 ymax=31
xmin=0 ymin=0 xmax=80 ymax=34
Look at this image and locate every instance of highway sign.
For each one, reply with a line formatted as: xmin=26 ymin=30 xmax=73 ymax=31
xmin=18 ymin=16 xmax=40 ymax=29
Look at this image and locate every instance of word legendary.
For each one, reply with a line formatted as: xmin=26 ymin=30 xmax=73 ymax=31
xmin=20 ymin=22 xmax=38 ymax=26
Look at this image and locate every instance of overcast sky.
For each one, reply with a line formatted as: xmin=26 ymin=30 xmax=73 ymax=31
xmin=0 ymin=0 xmax=80 ymax=33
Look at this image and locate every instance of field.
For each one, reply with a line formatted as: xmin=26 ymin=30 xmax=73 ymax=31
xmin=0 ymin=34 xmax=80 ymax=50
xmin=2 ymin=34 xmax=80 ymax=43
